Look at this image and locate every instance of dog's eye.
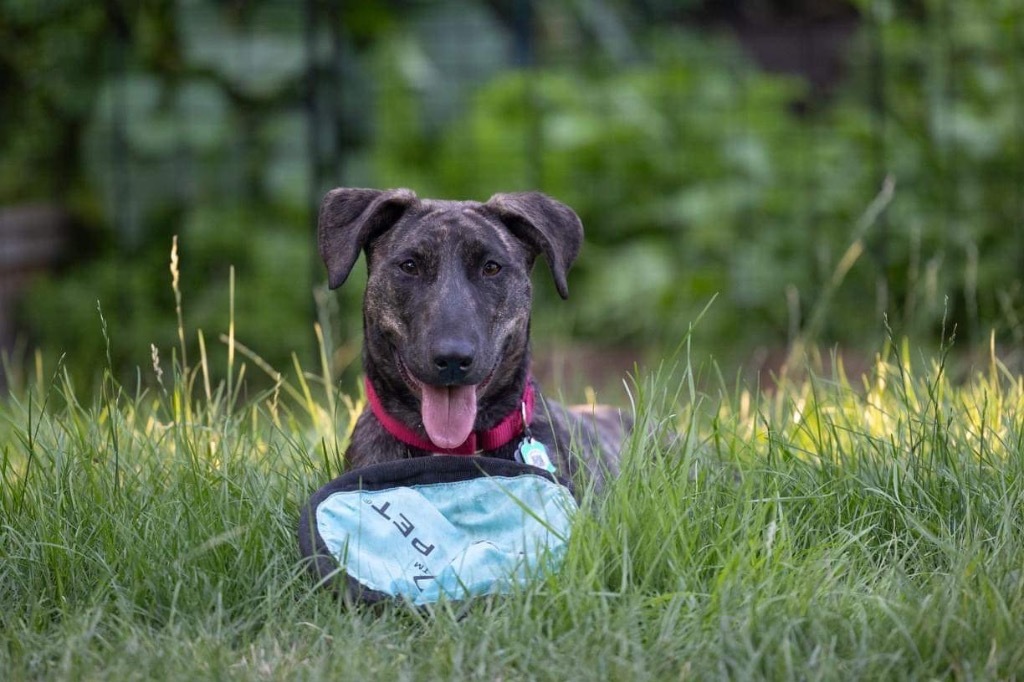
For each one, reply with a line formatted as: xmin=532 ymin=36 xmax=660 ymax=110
xmin=482 ymin=261 xmax=502 ymax=277
xmin=398 ymin=259 xmax=419 ymax=276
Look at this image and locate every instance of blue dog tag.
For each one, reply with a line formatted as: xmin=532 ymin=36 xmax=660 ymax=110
xmin=517 ymin=438 xmax=556 ymax=473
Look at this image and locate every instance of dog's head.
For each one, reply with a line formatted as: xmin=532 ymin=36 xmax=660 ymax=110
xmin=318 ymin=188 xmax=583 ymax=449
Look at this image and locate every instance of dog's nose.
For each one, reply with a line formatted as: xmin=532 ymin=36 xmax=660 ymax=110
xmin=432 ymin=340 xmax=475 ymax=385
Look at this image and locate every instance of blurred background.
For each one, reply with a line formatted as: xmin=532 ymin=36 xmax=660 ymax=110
xmin=1 ymin=0 xmax=1022 ymax=394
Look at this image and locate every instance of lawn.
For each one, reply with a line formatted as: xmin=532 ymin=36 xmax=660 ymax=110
xmin=2 ymin=332 xmax=1023 ymax=680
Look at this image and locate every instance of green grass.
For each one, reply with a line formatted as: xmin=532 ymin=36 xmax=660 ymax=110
xmin=2 ymin=327 xmax=1023 ymax=680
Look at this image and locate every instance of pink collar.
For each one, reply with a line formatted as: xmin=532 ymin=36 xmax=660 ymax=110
xmin=364 ymin=376 xmax=535 ymax=455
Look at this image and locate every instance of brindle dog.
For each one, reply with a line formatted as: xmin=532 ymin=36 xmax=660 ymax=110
xmin=319 ymin=188 xmax=627 ymax=492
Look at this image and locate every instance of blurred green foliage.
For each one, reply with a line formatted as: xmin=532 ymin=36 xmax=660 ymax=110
xmin=371 ymin=5 xmax=1024 ymax=350
xmin=2 ymin=0 xmax=1022 ymax=389
xmin=385 ymin=36 xmax=817 ymax=344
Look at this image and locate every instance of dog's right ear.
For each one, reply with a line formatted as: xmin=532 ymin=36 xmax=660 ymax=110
xmin=318 ymin=187 xmax=418 ymax=289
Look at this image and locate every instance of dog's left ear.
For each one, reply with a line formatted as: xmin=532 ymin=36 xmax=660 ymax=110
xmin=484 ymin=192 xmax=583 ymax=299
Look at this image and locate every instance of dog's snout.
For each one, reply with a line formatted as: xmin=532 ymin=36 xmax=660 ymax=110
xmin=432 ymin=339 xmax=475 ymax=385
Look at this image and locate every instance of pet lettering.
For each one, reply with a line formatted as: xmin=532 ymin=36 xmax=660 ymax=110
xmin=366 ymin=498 xmax=437 ymax=591
xmin=367 ymin=499 xmax=437 ymax=556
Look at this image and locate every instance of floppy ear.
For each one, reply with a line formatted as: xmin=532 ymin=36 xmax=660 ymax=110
xmin=484 ymin=192 xmax=583 ymax=299
xmin=318 ymin=187 xmax=418 ymax=289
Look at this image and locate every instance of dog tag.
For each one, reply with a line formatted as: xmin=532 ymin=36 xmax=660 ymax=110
xmin=517 ymin=438 xmax=556 ymax=474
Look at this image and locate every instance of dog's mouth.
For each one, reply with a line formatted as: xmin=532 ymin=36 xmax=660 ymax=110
xmin=395 ymin=352 xmax=495 ymax=450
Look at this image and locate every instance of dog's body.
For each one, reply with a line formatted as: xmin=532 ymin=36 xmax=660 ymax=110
xmin=318 ymin=188 xmax=627 ymax=492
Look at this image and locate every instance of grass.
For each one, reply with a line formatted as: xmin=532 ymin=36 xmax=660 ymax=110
xmin=2 ymin=303 xmax=1023 ymax=680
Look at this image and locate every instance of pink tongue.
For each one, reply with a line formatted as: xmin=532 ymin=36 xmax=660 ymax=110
xmin=420 ymin=384 xmax=478 ymax=450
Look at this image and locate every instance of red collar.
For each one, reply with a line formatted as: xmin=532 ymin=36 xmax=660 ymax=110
xmin=364 ymin=376 xmax=535 ymax=455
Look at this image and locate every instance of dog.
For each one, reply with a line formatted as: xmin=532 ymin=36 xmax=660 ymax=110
xmin=318 ymin=188 xmax=628 ymax=492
